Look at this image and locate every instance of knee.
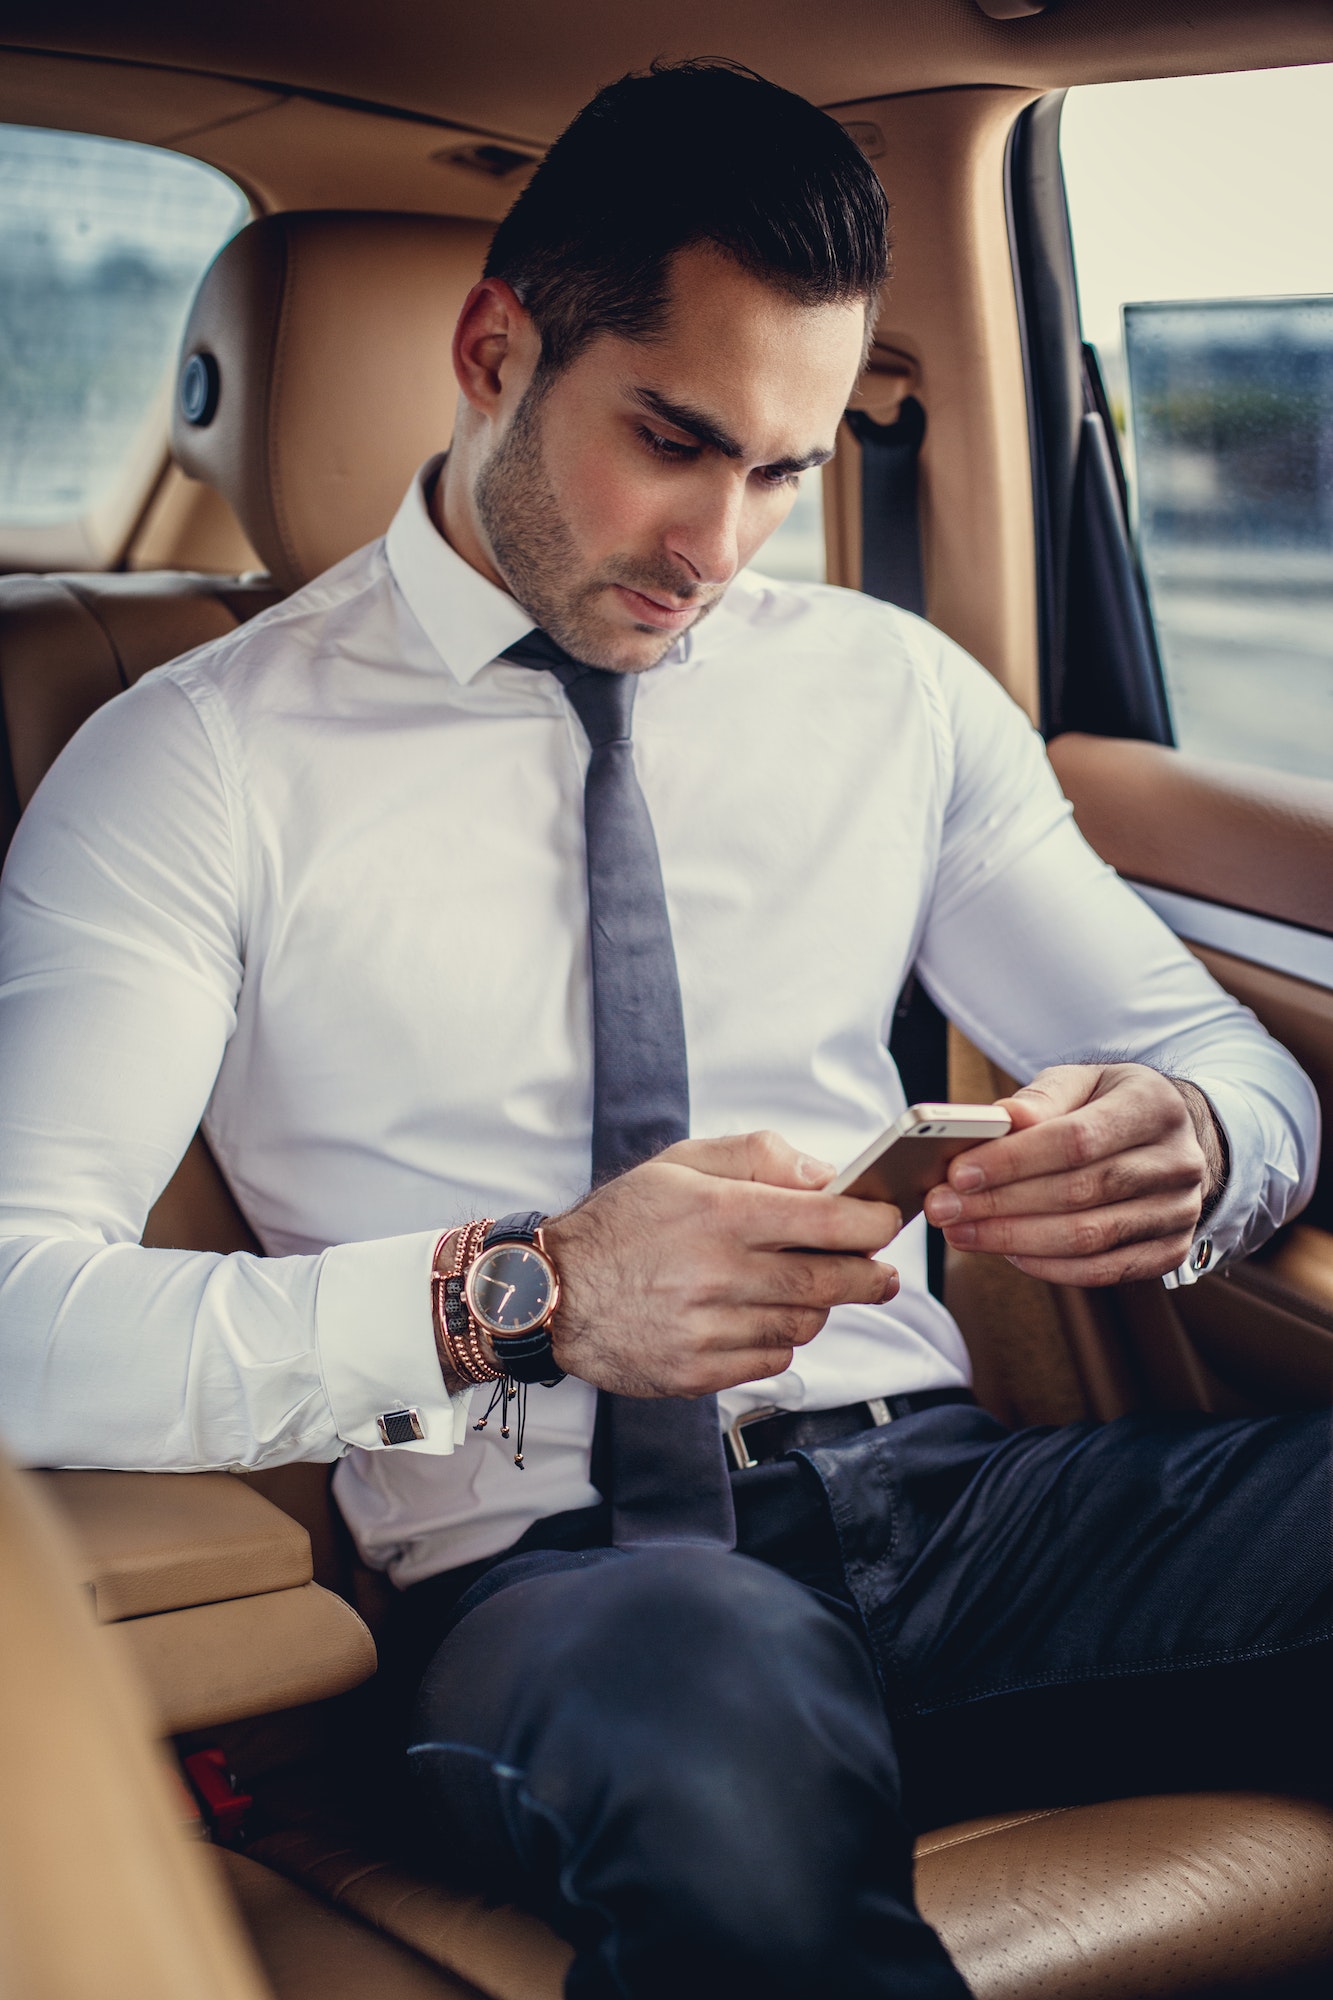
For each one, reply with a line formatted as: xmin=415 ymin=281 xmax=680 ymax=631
xmin=414 ymin=1548 xmax=912 ymax=1974
xmin=536 ymin=1546 xmax=878 ymax=1740
xmin=522 ymin=1549 xmax=901 ymax=1867
xmin=427 ymin=1544 xmax=889 ymax=1791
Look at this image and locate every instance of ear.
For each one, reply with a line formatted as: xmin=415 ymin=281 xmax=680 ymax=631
xmin=452 ymin=277 xmax=539 ymax=418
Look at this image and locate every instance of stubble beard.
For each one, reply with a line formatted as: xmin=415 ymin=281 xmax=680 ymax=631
xmin=474 ymin=375 xmax=719 ymax=670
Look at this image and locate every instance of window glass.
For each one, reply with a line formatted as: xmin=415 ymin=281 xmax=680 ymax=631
xmin=0 ymin=125 xmax=247 ymax=530
xmin=755 ymin=469 xmax=826 ymax=582
xmin=1061 ymin=66 xmax=1333 ymax=781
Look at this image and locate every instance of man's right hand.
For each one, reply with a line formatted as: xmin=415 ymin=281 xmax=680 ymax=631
xmin=542 ymin=1131 xmax=901 ymax=1399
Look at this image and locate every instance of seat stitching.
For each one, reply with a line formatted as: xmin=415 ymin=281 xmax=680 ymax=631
xmin=917 ymin=1807 xmax=1070 ymax=1855
xmin=57 ymin=577 xmax=130 ymax=692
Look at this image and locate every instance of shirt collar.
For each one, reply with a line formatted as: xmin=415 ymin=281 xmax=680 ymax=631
xmin=384 ymin=451 xmax=707 ymax=682
xmin=385 ymin=454 xmax=535 ymax=685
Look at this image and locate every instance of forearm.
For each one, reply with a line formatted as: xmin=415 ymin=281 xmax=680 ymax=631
xmin=0 ymin=1225 xmax=467 ymax=1470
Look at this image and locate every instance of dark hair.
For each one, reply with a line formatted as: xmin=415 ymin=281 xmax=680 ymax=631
xmin=484 ymin=60 xmax=890 ymax=373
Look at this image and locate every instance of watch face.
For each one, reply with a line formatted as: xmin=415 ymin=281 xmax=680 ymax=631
xmin=466 ymin=1243 xmax=557 ymax=1335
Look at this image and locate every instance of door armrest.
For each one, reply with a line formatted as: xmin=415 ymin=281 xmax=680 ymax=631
xmin=35 ymin=1469 xmax=375 ymax=1734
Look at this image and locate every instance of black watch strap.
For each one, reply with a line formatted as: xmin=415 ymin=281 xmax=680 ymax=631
xmin=485 ymin=1210 xmax=545 ymax=1248
xmin=489 ymin=1325 xmax=565 ymax=1387
xmin=483 ymin=1210 xmax=565 ymax=1386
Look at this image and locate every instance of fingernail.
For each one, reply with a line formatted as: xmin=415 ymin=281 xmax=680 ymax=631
xmin=953 ymin=1163 xmax=984 ymax=1192
xmin=948 ymin=1223 xmax=977 ymax=1247
xmin=928 ymin=1190 xmax=961 ymax=1223
xmin=798 ymin=1154 xmax=834 ymax=1183
xmin=879 ymin=1268 xmax=899 ymax=1300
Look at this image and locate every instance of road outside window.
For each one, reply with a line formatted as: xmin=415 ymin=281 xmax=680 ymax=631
xmin=0 ymin=126 xmax=246 ymax=535
xmin=1062 ymin=66 xmax=1333 ymax=782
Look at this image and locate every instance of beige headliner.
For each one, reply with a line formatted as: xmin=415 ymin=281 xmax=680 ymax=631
xmin=1 ymin=1 xmax=1331 ymax=164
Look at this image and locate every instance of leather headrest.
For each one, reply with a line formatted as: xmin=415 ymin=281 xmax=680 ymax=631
xmin=171 ymin=211 xmax=493 ymax=592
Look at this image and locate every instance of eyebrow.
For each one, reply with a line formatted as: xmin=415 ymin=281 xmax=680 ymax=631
xmin=629 ymin=385 xmax=835 ymax=477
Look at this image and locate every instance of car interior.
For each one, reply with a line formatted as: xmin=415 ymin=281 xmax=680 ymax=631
xmin=1 ymin=2 xmax=1331 ymax=1995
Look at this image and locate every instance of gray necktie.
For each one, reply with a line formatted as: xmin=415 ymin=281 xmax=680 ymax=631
xmin=503 ymin=629 xmax=736 ymax=1550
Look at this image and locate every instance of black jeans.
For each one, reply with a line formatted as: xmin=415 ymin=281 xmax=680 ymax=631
xmin=405 ymin=1408 xmax=1333 ymax=1998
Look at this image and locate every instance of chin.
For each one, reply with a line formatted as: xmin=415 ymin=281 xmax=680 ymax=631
xmin=567 ymin=614 xmax=680 ymax=674
xmin=622 ymin=626 xmax=684 ymax=668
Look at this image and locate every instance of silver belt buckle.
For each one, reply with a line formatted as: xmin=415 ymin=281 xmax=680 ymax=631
xmin=726 ymin=1405 xmax=781 ymax=1472
xmin=726 ymin=1397 xmax=894 ymax=1471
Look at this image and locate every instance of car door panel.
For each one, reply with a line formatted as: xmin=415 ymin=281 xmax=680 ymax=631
xmin=1048 ymin=732 xmax=1333 ymax=937
xmin=1049 ymin=731 xmax=1333 ymax=1410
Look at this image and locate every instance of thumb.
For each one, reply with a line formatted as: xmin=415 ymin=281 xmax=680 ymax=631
xmin=996 ymin=1064 xmax=1102 ymax=1132
xmin=660 ymin=1130 xmax=837 ymax=1190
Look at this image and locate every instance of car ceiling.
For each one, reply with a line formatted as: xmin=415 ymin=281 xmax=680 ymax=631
xmin=1 ymin=0 xmax=1331 ymax=146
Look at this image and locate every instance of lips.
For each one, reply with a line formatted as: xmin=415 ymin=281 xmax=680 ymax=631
xmin=611 ymin=583 xmax=699 ymax=631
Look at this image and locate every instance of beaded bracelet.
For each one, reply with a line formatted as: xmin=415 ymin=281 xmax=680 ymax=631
xmin=431 ymin=1222 xmax=501 ymax=1386
xmin=431 ymin=1220 xmax=543 ymax=1468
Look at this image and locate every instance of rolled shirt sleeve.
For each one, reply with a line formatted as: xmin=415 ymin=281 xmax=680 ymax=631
xmin=0 ymin=674 xmax=467 ymax=1470
xmin=913 ymin=630 xmax=1319 ymax=1277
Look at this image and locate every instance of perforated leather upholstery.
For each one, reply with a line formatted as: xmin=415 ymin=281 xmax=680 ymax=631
xmin=246 ymin=1791 xmax=1333 ymax=2000
xmin=914 ymin=1796 xmax=1333 ymax=1996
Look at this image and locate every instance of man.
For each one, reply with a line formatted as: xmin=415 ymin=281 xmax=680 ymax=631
xmin=0 ymin=59 xmax=1325 ymax=2000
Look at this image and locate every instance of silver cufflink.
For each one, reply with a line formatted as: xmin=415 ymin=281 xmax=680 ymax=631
xmin=376 ymin=1407 xmax=425 ymax=1446
xmin=1189 ymin=1238 xmax=1213 ymax=1275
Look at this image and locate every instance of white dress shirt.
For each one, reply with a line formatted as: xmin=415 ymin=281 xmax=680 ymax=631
xmin=0 ymin=458 xmax=1317 ymax=1582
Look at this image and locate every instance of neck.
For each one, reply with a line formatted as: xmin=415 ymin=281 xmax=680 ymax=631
xmin=431 ymin=449 xmax=509 ymax=594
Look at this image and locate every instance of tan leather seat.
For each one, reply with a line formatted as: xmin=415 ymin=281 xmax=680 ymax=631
xmin=243 ymin=1791 xmax=1333 ymax=2000
xmin=0 ymin=1446 xmax=471 ymax=2000
xmin=6 ymin=207 xmax=1333 ymax=2000
xmin=219 ymin=1852 xmax=485 ymax=2000
xmin=914 ymin=1797 xmax=1333 ymax=1997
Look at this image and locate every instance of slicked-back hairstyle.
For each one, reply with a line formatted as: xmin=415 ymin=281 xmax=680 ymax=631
xmin=484 ymin=59 xmax=890 ymax=375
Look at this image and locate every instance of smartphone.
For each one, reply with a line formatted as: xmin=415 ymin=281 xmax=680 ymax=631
xmin=828 ymin=1103 xmax=1012 ymax=1223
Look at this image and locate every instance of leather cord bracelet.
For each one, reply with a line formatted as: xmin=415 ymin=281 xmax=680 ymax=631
xmin=431 ymin=1217 xmax=563 ymax=1468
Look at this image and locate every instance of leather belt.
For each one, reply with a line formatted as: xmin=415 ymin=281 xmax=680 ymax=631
xmin=726 ymin=1388 xmax=976 ymax=1472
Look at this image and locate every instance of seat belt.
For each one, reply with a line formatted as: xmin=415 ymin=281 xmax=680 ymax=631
xmin=847 ymin=394 xmax=927 ymax=615
xmin=846 ymin=395 xmax=949 ymax=1298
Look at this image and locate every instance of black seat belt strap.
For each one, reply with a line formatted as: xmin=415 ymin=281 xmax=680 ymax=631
xmin=846 ymin=394 xmax=948 ymax=1298
xmin=846 ymin=394 xmax=927 ymax=615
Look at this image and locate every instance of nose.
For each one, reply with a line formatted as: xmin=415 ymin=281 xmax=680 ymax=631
xmin=667 ymin=476 xmax=745 ymax=590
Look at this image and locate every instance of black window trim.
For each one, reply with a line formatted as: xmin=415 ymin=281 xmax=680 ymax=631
xmin=1005 ymin=92 xmax=1173 ymax=749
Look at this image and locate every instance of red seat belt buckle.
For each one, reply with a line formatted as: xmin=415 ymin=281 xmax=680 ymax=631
xmin=182 ymin=1747 xmax=253 ymax=1843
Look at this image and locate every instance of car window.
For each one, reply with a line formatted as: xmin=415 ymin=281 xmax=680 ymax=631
xmin=0 ymin=125 xmax=246 ymax=549
xmin=1061 ymin=65 xmax=1333 ymax=782
xmin=753 ymin=467 xmax=825 ymax=583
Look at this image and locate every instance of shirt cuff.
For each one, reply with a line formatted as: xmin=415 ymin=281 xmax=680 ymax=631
xmin=313 ymin=1227 xmax=472 ymax=1453
xmin=1161 ymin=1075 xmax=1264 ymax=1291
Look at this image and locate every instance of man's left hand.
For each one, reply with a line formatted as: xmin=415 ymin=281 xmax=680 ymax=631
xmin=922 ymin=1063 xmax=1226 ymax=1287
